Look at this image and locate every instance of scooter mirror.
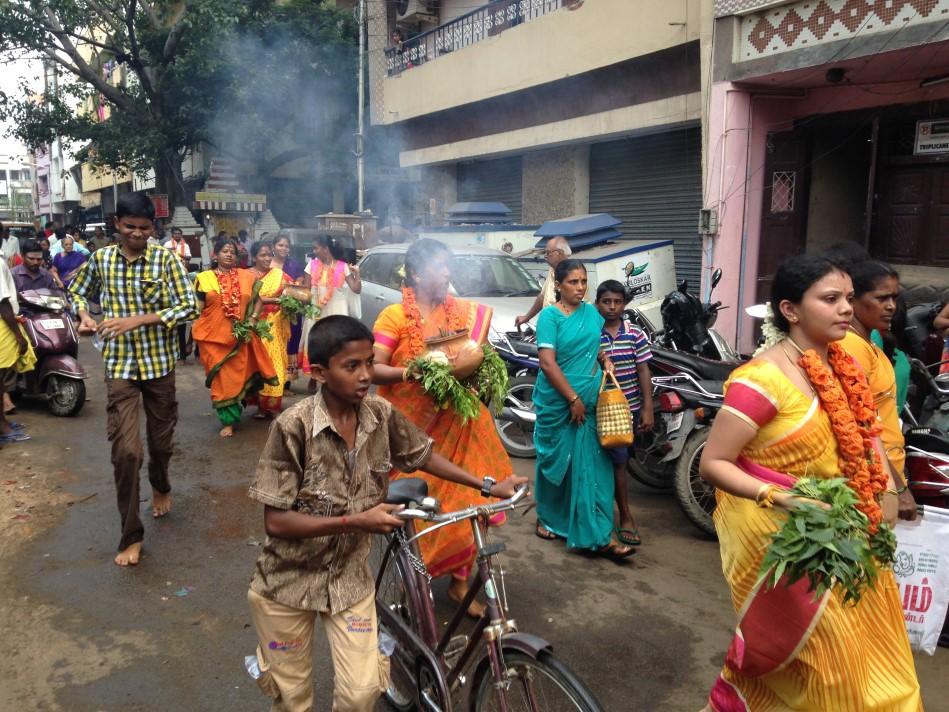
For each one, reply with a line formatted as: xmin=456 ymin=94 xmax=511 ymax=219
xmin=711 ymin=268 xmax=723 ymax=289
xmin=678 ymin=280 xmax=689 ymax=293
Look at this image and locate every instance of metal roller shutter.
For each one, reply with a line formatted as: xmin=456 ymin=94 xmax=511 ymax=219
xmin=589 ymin=128 xmax=703 ymax=289
xmin=457 ymin=156 xmax=523 ymax=223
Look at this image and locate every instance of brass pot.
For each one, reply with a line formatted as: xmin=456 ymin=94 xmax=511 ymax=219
xmin=424 ymin=330 xmax=484 ymax=380
xmin=283 ymin=285 xmax=312 ymax=303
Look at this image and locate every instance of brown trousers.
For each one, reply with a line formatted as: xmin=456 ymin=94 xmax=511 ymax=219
xmin=105 ymin=371 xmax=177 ymax=551
xmin=247 ymin=589 xmax=388 ymax=712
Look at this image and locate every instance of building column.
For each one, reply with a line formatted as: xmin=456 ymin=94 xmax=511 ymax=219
xmin=520 ymin=145 xmax=589 ymax=224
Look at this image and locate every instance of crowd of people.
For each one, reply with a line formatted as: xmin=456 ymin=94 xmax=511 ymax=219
xmin=0 ymin=195 xmax=941 ymax=711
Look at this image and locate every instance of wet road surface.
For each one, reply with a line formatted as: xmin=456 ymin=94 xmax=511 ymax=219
xmin=1 ymin=347 xmax=946 ymax=711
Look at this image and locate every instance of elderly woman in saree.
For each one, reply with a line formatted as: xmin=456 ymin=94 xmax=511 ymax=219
xmin=370 ymin=238 xmax=513 ymax=616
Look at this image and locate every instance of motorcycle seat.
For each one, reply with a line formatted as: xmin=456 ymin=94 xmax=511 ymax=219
xmin=904 ymin=428 xmax=949 ymax=453
xmin=697 ymin=380 xmax=724 ymax=397
xmin=510 ymin=340 xmax=538 ymax=358
xmin=385 ymin=478 xmax=429 ymax=506
xmin=650 ymin=346 xmax=739 ymax=381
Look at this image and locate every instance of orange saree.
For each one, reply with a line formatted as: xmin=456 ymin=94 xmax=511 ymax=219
xmin=192 ymin=268 xmax=278 ymax=425
xmin=373 ymin=295 xmax=513 ymax=579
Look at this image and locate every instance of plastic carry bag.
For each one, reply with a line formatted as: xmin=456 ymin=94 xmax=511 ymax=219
xmin=892 ymin=506 xmax=949 ymax=655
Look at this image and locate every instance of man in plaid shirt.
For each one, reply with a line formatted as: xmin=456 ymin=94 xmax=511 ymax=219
xmin=70 ymin=193 xmax=198 ymax=567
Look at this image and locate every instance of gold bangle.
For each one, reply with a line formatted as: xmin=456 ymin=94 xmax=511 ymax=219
xmin=882 ymin=488 xmax=899 ymax=497
xmin=755 ymin=484 xmax=776 ymax=509
xmin=402 ymin=368 xmax=409 ymax=382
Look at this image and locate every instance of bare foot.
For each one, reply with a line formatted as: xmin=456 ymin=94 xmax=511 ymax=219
xmin=152 ymin=489 xmax=171 ymax=518
xmin=114 ymin=541 xmax=142 ymax=566
xmin=219 ymin=425 xmax=234 ymax=438
xmin=447 ymin=577 xmax=486 ymax=619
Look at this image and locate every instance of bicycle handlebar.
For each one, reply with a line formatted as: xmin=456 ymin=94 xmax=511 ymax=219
xmin=395 ymin=484 xmax=531 ymax=524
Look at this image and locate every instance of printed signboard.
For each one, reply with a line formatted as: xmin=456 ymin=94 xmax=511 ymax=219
xmin=150 ymin=193 xmax=169 ymax=218
xmin=914 ymin=120 xmax=949 ymax=155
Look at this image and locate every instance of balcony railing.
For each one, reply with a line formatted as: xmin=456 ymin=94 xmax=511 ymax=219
xmin=386 ymin=0 xmax=568 ymax=77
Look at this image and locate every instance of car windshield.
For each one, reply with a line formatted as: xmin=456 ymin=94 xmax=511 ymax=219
xmin=449 ymin=254 xmax=540 ymax=298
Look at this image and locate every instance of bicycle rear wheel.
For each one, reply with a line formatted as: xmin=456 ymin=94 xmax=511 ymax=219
xmin=473 ymin=650 xmax=603 ymax=712
xmin=373 ymin=538 xmax=420 ymax=711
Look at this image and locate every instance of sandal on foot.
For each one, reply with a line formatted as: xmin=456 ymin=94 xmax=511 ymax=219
xmin=616 ymin=527 xmax=642 ymax=546
xmin=535 ymin=523 xmax=560 ymax=541
xmin=599 ymin=541 xmax=636 ymax=561
xmin=0 ymin=431 xmax=31 ymax=443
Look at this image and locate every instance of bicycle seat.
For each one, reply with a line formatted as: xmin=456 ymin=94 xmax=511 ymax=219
xmin=385 ymin=478 xmax=429 ymax=506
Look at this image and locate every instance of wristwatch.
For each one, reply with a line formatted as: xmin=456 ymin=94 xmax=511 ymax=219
xmin=481 ymin=476 xmax=496 ymax=498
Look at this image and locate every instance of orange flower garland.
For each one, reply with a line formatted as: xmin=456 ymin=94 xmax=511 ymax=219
xmin=798 ymin=342 xmax=888 ymax=532
xmin=315 ymin=261 xmax=344 ymax=308
xmin=215 ymin=268 xmax=242 ymax=321
xmin=401 ymin=286 xmax=465 ymax=358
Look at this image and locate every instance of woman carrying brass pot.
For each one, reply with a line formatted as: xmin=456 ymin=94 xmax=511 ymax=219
xmin=371 ymin=239 xmax=514 ymax=617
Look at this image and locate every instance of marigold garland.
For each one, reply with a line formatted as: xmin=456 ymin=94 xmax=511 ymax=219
xmin=401 ymin=286 xmax=465 ymax=358
xmin=215 ymin=268 xmax=242 ymax=321
xmin=797 ymin=342 xmax=888 ymax=532
xmin=314 ymin=259 xmax=345 ymax=308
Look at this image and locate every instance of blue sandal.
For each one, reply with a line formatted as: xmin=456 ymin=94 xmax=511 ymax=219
xmin=0 ymin=431 xmax=30 ymax=443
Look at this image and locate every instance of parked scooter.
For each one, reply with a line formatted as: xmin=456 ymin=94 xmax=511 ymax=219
xmin=492 ymin=328 xmax=539 ymax=458
xmin=13 ymin=289 xmax=87 ymax=416
xmin=627 ymin=268 xmax=739 ymax=362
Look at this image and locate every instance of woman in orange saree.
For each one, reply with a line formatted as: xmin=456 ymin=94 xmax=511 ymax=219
xmin=192 ymin=237 xmax=278 ymax=438
xmin=371 ymin=239 xmax=513 ymax=615
xmin=700 ymin=254 xmax=921 ymax=712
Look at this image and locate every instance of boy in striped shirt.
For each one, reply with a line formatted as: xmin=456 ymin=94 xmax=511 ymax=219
xmin=596 ymin=280 xmax=653 ymax=547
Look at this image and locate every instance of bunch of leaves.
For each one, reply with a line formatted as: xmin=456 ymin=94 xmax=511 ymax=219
xmin=232 ymin=318 xmax=273 ymax=344
xmin=407 ymin=358 xmax=481 ymax=422
xmin=468 ymin=345 xmax=509 ymax=415
xmin=757 ymin=477 xmax=897 ymax=605
xmin=277 ymin=294 xmax=320 ymax=324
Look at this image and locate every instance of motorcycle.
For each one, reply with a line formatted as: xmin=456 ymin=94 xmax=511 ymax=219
xmin=627 ymin=268 xmax=739 ymax=362
xmin=491 ymin=328 xmax=539 ymax=459
xmin=13 ymin=289 xmax=87 ymax=416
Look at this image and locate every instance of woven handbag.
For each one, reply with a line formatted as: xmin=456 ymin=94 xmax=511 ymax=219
xmin=596 ymin=371 xmax=634 ymax=449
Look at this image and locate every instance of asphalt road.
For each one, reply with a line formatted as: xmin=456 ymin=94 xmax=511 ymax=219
xmin=1 ymin=346 xmax=946 ymax=711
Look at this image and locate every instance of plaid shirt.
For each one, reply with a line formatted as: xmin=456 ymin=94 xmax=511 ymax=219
xmin=69 ymin=244 xmax=198 ymax=380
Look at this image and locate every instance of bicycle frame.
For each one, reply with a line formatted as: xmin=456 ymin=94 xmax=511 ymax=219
xmin=375 ymin=506 xmax=550 ymax=712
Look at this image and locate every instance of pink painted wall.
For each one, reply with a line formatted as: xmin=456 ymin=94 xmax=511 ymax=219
xmin=706 ymin=78 xmax=949 ymax=352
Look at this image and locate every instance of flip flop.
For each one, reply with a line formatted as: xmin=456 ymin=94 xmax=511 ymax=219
xmin=0 ymin=431 xmax=31 ymax=444
xmin=4 ymin=422 xmax=25 ymax=431
xmin=616 ymin=527 xmax=642 ymax=546
xmin=598 ymin=541 xmax=636 ymax=561
xmin=535 ymin=523 xmax=560 ymax=541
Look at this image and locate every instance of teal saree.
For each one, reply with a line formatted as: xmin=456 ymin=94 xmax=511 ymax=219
xmin=532 ymin=302 xmax=614 ymax=550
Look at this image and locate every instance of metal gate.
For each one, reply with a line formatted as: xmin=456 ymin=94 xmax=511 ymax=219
xmin=589 ymin=128 xmax=702 ymax=288
xmin=457 ymin=156 xmax=523 ymax=223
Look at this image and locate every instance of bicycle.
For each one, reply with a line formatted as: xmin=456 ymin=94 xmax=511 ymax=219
xmin=373 ymin=478 xmax=604 ymax=712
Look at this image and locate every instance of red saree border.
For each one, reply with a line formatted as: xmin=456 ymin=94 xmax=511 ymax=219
xmin=718 ymin=459 xmax=830 ymax=681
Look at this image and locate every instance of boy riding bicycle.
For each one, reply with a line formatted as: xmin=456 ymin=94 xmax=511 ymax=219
xmin=246 ymin=315 xmax=525 ymax=712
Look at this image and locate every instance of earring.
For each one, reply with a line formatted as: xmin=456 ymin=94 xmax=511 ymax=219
xmin=790 ymin=317 xmax=798 ymax=324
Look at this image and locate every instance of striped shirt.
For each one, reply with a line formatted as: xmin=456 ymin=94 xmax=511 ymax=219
xmin=69 ymin=244 xmax=198 ymax=380
xmin=600 ymin=319 xmax=652 ymax=413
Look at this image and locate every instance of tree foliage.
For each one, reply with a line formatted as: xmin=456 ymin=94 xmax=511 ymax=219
xmin=0 ymin=0 xmax=358 ymax=204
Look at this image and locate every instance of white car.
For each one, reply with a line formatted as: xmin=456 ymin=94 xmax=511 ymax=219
xmin=357 ymin=244 xmax=540 ymax=338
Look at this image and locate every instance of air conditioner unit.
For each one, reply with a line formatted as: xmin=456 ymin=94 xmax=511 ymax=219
xmin=395 ymin=0 xmax=437 ymax=24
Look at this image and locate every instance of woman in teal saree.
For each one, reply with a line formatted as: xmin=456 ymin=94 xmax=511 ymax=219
xmin=532 ymin=259 xmax=635 ymax=558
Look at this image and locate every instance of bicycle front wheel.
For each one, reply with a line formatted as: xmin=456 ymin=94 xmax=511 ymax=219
xmin=473 ymin=650 xmax=603 ymax=712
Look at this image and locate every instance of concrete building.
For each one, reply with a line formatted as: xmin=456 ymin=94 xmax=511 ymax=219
xmin=369 ymin=0 xmax=710 ymax=287
xmin=706 ymin=0 xmax=949 ymax=349
xmin=0 ymin=154 xmax=34 ymax=222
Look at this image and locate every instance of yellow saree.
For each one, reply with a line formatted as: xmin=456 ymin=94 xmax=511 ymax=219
xmin=257 ymin=267 xmax=290 ymax=414
xmin=709 ymin=359 xmax=921 ymax=712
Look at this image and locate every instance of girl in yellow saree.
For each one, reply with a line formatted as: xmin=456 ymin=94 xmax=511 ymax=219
xmin=248 ymin=240 xmax=290 ymax=417
xmin=700 ymin=254 xmax=921 ymax=712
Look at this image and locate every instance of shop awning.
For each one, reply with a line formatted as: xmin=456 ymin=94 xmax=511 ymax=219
xmin=195 ymin=191 xmax=266 ymax=212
